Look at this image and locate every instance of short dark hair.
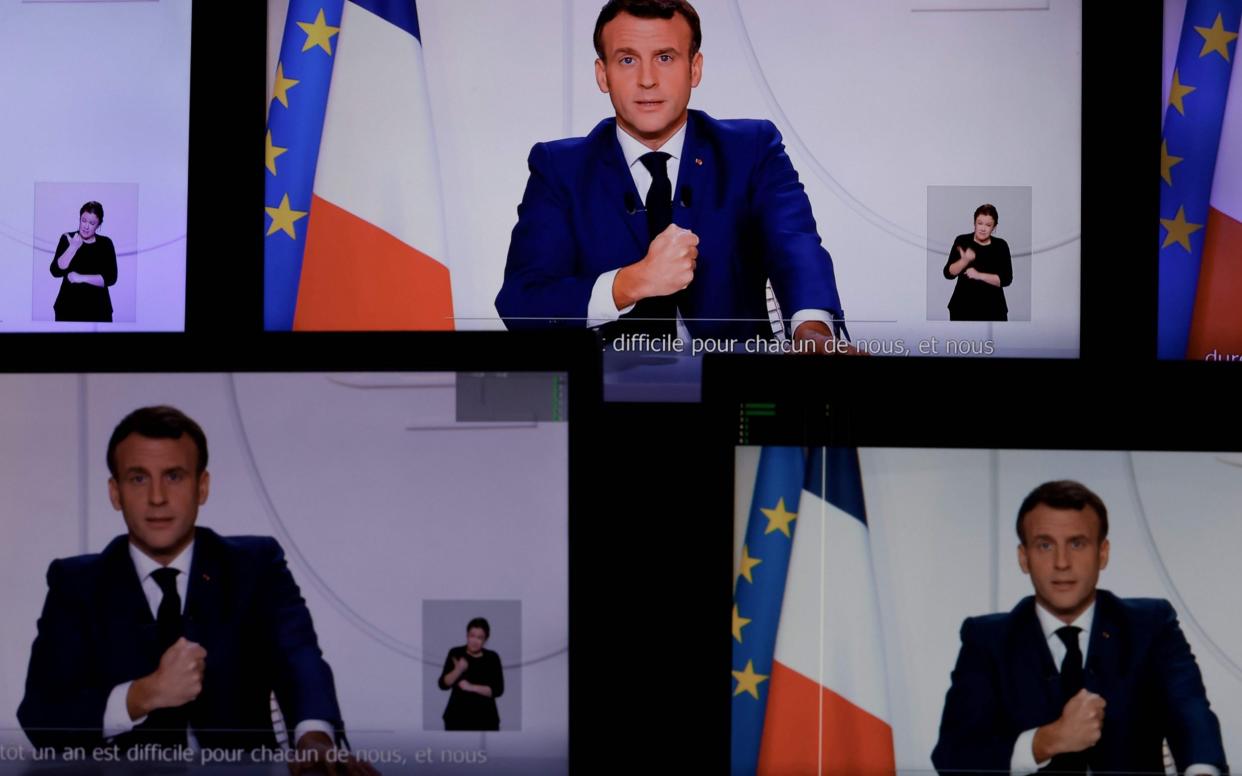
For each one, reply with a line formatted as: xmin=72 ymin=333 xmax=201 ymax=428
xmin=80 ymin=201 xmax=104 ymax=224
xmin=593 ymin=0 xmax=702 ymax=60
xmin=1016 ymin=480 xmax=1108 ymax=545
xmin=466 ymin=617 xmax=490 ymax=640
xmin=974 ymin=203 xmax=998 ymax=225
xmin=107 ymin=405 xmax=209 ymax=478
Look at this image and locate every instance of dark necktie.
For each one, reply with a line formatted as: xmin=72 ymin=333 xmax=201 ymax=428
xmin=1056 ymin=626 xmax=1084 ymax=701
xmin=623 ymin=151 xmax=678 ymax=338
xmin=152 ymin=568 xmax=183 ymax=652
xmin=148 ymin=568 xmax=188 ymax=746
xmin=1048 ymin=626 xmax=1087 ymax=774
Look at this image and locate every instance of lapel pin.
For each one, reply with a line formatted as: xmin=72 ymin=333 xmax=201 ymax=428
xmin=695 ymin=158 xmax=703 ymax=166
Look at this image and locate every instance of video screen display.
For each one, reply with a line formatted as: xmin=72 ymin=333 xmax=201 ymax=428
xmin=262 ymin=0 xmax=1082 ymax=400
xmin=0 ymin=1 xmax=190 ymax=332
xmin=731 ymin=445 xmax=1239 ymax=774
xmin=1158 ymin=0 xmax=1241 ymax=361
xmin=0 ymin=371 xmax=569 ymax=774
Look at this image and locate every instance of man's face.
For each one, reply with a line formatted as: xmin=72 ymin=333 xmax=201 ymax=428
xmin=108 ymin=433 xmax=209 ymax=564
xmin=594 ymin=12 xmax=703 ymax=149
xmin=1017 ymin=504 xmax=1109 ymax=623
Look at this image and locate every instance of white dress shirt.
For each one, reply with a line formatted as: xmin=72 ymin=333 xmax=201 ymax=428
xmin=587 ymin=120 xmax=834 ymax=343
xmin=1010 ymin=600 xmax=1217 ymax=776
xmin=1010 ymin=601 xmax=1095 ymax=774
xmin=102 ymin=541 xmax=332 ymax=748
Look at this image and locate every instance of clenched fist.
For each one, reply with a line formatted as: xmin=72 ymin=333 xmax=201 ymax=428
xmin=1033 ymin=689 xmax=1106 ymax=761
xmin=128 ymin=637 xmax=207 ymax=719
xmin=613 ymin=224 xmax=699 ymax=309
xmin=1057 ymin=689 xmax=1106 ymax=751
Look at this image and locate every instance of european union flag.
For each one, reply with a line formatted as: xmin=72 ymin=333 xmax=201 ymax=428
xmin=264 ymin=0 xmax=345 ymax=331
xmin=1158 ymin=0 xmax=1241 ymax=358
xmin=731 ymin=446 xmax=804 ymax=774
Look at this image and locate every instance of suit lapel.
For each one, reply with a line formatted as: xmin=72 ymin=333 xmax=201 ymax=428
xmin=99 ymin=537 xmax=162 ymax=675
xmin=101 ymin=536 xmax=156 ymax=626
xmin=184 ymin=528 xmax=225 ymax=645
xmin=1013 ymin=597 xmax=1064 ymax=723
xmin=1085 ymin=590 xmax=1126 ymax=695
xmin=594 ymin=122 xmax=649 ymax=254
xmin=672 ymin=112 xmax=702 ymax=236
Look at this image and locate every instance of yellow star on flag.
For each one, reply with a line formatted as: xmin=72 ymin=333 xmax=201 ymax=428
xmin=298 ymin=8 xmax=341 ymax=55
xmin=1160 ymin=139 xmax=1183 ymax=187
xmin=1195 ymin=13 xmax=1239 ymax=61
xmin=1169 ymin=69 xmax=1196 ymax=116
xmin=732 ymin=659 xmax=769 ymax=700
xmin=761 ymin=497 xmax=797 ymax=538
xmin=732 ymin=605 xmax=752 ymax=643
xmin=1160 ymin=206 xmax=1204 ymax=252
xmin=737 ymin=544 xmax=762 ymax=584
xmin=265 ymin=131 xmax=288 ymax=176
xmin=272 ymin=62 xmax=299 ymax=109
xmin=266 ymin=193 xmax=308 ymax=239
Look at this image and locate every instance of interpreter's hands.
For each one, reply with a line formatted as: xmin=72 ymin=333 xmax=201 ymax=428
xmin=957 ymin=245 xmax=975 ymax=265
xmin=964 ymin=267 xmax=981 ymax=281
xmin=453 ymin=656 xmax=468 ymax=674
xmin=458 ymin=680 xmax=476 ymax=693
xmin=639 ymin=224 xmax=698 ymax=297
xmin=1051 ymin=689 xmax=1106 ymax=754
xmin=290 ymin=731 xmax=381 ymax=776
xmin=67 ymin=232 xmax=84 ymax=251
xmin=149 ymin=637 xmax=206 ymax=709
xmin=66 ymin=271 xmax=82 ymax=284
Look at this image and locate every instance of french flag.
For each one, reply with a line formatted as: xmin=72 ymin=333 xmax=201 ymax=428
xmin=264 ymin=0 xmax=453 ymax=331
xmin=733 ymin=448 xmax=895 ymax=775
xmin=759 ymin=447 xmax=895 ymax=774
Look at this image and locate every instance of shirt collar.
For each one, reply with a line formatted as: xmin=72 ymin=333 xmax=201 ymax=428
xmin=616 ymin=119 xmax=687 ymax=172
xmin=1034 ymin=598 xmax=1095 ymax=644
xmin=129 ymin=538 xmax=195 ymax=581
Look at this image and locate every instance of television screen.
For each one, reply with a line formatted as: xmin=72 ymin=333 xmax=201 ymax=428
xmin=0 ymin=368 xmax=570 ymax=773
xmin=261 ymin=0 xmax=1084 ymax=400
xmin=1157 ymin=0 xmax=1241 ymax=361
xmin=0 ymin=1 xmax=191 ymax=331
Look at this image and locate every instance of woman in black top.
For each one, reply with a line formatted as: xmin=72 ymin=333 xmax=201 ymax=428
xmin=50 ymin=201 xmax=117 ymax=322
xmin=438 ymin=617 xmax=504 ymax=731
xmin=943 ymin=203 xmax=1012 ymax=321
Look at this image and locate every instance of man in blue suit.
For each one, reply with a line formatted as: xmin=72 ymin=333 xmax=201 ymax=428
xmin=932 ymin=480 xmax=1228 ymax=775
xmin=17 ymin=406 xmax=375 ymax=774
xmin=495 ymin=0 xmax=845 ymax=349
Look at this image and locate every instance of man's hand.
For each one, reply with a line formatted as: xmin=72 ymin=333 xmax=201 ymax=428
xmin=127 ymin=638 xmax=206 ymax=719
xmin=957 ymin=245 xmax=975 ymax=265
xmin=1032 ymin=689 xmax=1106 ymax=761
xmin=792 ymin=321 xmax=864 ymax=355
xmin=612 ymin=224 xmax=698 ymax=308
xmin=290 ymin=731 xmax=381 ymax=776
